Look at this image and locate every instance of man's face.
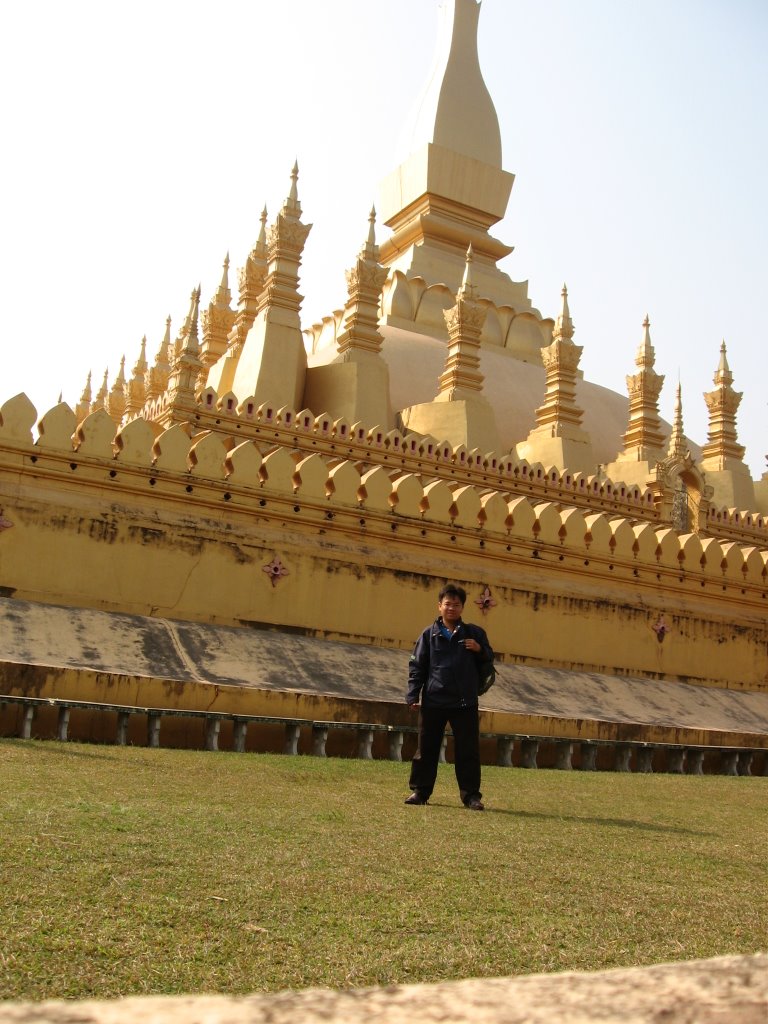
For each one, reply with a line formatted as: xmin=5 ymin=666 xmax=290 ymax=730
xmin=438 ymin=595 xmax=464 ymax=626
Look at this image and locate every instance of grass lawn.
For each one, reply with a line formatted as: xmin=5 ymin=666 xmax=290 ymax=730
xmin=0 ymin=739 xmax=766 ymax=1000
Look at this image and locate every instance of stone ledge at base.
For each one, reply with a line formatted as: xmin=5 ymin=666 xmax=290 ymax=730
xmin=1 ymin=954 xmax=766 ymax=1024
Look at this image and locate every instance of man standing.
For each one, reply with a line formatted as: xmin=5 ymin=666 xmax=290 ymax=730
xmin=405 ymin=583 xmax=494 ymax=810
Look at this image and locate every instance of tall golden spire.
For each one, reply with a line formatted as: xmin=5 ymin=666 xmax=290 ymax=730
xmin=92 ymin=369 xmax=109 ymax=413
xmin=437 ymin=245 xmax=487 ymax=399
xmin=335 ymin=207 xmax=388 ymax=360
xmin=515 ymin=285 xmax=595 ymax=473
xmin=667 ymin=380 xmax=689 ymax=460
xmin=200 ymin=253 xmax=236 ymax=385
xmin=145 ymin=316 xmax=172 ymax=401
xmin=377 ymin=0 xmax=521 ymax=311
xmin=75 ymin=371 xmax=92 ymax=423
xmin=227 ymin=206 xmax=269 ymax=361
xmin=701 ymin=341 xmax=745 ymax=466
xmin=533 ymin=285 xmax=585 ymax=433
xmin=230 ymin=164 xmax=311 ymax=409
xmin=106 ymin=356 xmax=127 ymax=424
xmin=125 ymin=337 xmax=148 ymax=419
xmin=621 ymin=315 xmax=666 ymax=461
xmin=163 ymin=286 xmax=203 ymax=426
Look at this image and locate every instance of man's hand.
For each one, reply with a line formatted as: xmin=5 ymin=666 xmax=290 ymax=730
xmin=407 ymin=702 xmax=420 ymax=711
xmin=463 ymin=637 xmax=481 ymax=652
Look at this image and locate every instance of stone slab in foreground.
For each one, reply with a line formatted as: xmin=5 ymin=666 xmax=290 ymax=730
xmin=1 ymin=954 xmax=766 ymax=1024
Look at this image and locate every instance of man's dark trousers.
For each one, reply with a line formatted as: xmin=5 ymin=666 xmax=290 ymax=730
xmin=409 ymin=706 xmax=481 ymax=803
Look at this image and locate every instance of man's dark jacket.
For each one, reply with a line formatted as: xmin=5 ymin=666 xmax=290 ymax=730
xmin=406 ymin=618 xmax=494 ymax=709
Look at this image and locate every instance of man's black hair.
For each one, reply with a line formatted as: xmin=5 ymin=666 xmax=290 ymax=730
xmin=439 ymin=583 xmax=466 ymax=605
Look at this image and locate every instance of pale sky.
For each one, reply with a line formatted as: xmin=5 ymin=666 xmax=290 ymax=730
xmin=1 ymin=0 xmax=766 ymax=478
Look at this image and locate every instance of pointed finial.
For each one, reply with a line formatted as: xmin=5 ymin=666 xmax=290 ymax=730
xmin=712 ymin=339 xmax=733 ymax=388
xmin=189 ymin=285 xmax=201 ymax=343
xmin=79 ymin=371 xmax=92 ymax=404
xmin=667 ymin=380 xmax=688 ymax=458
xmin=258 ymin=206 xmax=268 ymax=244
xmin=215 ymin=256 xmax=231 ymax=306
xmin=359 ymin=205 xmax=379 ymax=261
xmin=553 ymin=283 xmax=574 ymax=342
xmin=636 ymin=314 xmax=655 ymax=368
xmin=116 ymin=355 xmax=126 ymax=386
xmin=132 ymin=336 xmax=148 ymax=377
xmin=459 ymin=244 xmax=476 ymax=297
xmin=57 ymin=391 xmax=63 ymax=404
xmin=283 ymin=162 xmax=301 ymax=217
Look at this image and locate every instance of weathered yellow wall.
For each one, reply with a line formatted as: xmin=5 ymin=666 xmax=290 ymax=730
xmin=0 ymin=401 xmax=766 ymax=696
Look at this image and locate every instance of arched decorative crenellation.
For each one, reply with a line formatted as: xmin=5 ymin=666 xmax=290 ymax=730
xmin=7 ymin=393 xmax=768 ymax=561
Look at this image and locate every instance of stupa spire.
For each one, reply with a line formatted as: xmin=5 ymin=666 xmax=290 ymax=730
xmin=145 ymin=316 xmax=172 ymax=402
xmin=620 ymin=315 xmax=666 ymax=461
xmin=437 ymin=245 xmax=487 ymax=399
xmin=396 ymin=242 xmax=499 ymax=451
xmin=553 ymin=284 xmax=574 ymax=342
xmin=91 ymin=369 xmax=109 ymax=412
xmin=283 ymin=160 xmax=302 ymax=218
xmin=398 ymin=0 xmax=501 ymax=168
xmin=701 ymin=340 xmax=744 ymax=465
xmin=107 ymin=356 xmax=127 ymax=424
xmin=75 ymin=371 xmax=92 ymax=422
xmin=335 ymin=207 xmax=388 ymax=361
xmin=125 ymin=337 xmax=148 ymax=419
xmin=304 ymin=207 xmax=391 ymax=427
xmin=667 ymin=380 xmax=689 ymax=460
xmin=534 ymin=283 xmax=584 ymax=431
xmin=225 ymin=205 xmax=270 ymax=364
xmin=200 ymin=254 xmax=236 ymax=383
xmin=163 ymin=285 xmax=204 ymax=425
xmin=376 ymin=0 xmax=520 ymax=313
xmin=230 ymin=164 xmax=312 ymax=408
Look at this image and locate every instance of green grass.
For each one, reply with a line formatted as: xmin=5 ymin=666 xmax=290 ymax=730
xmin=0 ymin=740 xmax=766 ymax=1000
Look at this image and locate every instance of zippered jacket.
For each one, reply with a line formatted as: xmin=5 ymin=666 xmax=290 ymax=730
xmin=406 ymin=618 xmax=494 ymax=708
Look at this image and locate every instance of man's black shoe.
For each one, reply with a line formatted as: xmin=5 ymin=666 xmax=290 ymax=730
xmin=465 ymin=797 xmax=484 ymax=811
xmin=404 ymin=792 xmax=428 ymax=805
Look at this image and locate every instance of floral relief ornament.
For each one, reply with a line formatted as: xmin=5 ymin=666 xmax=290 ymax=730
xmin=475 ymin=585 xmax=496 ymax=615
xmin=652 ymin=616 xmax=668 ymax=643
xmin=262 ymin=556 xmax=289 ymax=587
xmin=0 ymin=510 xmax=13 ymax=532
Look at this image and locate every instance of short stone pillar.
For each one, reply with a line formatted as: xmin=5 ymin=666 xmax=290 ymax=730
xmin=232 ymin=719 xmax=248 ymax=753
xmin=554 ymin=740 xmax=573 ymax=770
xmin=284 ymin=723 xmax=301 ymax=755
xmin=204 ymin=717 xmax=220 ymax=752
xmin=147 ymin=713 xmax=161 ymax=749
xmin=666 ymin=748 xmax=685 ymax=774
xmin=685 ymin=749 xmax=705 ymax=775
xmin=388 ymin=730 xmax=404 ymax=762
xmin=737 ymin=750 xmax=753 ymax=777
xmin=116 ymin=711 xmax=130 ymax=746
xmin=520 ymin=738 xmax=539 ymax=769
xmin=357 ymin=729 xmax=374 ymax=760
xmin=635 ymin=746 xmax=655 ymax=774
xmin=56 ymin=707 xmax=70 ymax=742
xmin=21 ymin=705 xmax=34 ymax=740
xmin=438 ymin=735 xmax=448 ymax=764
xmin=496 ymin=736 xmax=514 ymax=767
xmin=311 ymin=725 xmax=328 ymax=757
xmin=614 ymin=743 xmax=632 ymax=772
xmin=579 ymin=742 xmax=598 ymax=771
xmin=719 ymin=750 xmax=739 ymax=776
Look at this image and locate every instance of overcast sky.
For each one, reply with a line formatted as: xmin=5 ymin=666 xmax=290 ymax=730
xmin=1 ymin=0 xmax=766 ymax=478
